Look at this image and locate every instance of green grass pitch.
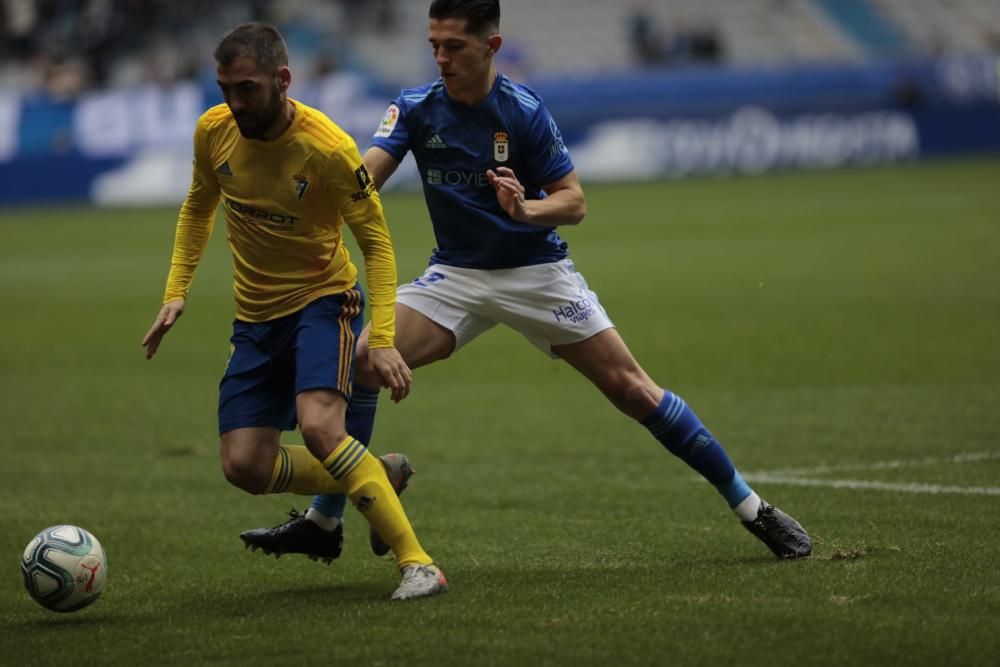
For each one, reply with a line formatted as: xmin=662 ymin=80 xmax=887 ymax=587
xmin=1 ymin=159 xmax=999 ymax=665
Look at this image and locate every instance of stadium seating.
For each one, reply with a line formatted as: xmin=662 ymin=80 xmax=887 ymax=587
xmin=3 ymin=0 xmax=998 ymax=95
xmin=871 ymin=0 xmax=1000 ymax=54
xmin=351 ymin=0 xmax=867 ymax=84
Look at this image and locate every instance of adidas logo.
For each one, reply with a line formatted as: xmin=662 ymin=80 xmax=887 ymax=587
xmin=424 ymin=134 xmax=447 ymax=149
xmin=216 ymin=161 xmax=233 ymax=176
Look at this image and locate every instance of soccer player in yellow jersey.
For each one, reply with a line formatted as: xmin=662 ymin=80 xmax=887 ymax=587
xmin=140 ymin=22 xmax=447 ymax=601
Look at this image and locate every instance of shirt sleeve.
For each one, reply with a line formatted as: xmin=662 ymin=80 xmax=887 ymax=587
xmin=325 ymin=136 xmax=398 ymax=349
xmin=523 ymin=104 xmax=574 ymax=188
xmin=369 ymin=97 xmax=411 ymax=161
xmin=163 ymin=122 xmax=221 ymax=303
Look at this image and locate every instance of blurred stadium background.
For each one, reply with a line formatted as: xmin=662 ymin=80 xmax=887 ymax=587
xmin=3 ymin=3 xmax=1000 ymax=664
xmin=1 ymin=0 xmax=998 ymax=205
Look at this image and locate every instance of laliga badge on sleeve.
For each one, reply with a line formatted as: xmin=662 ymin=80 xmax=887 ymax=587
xmin=375 ymin=104 xmax=400 ymax=138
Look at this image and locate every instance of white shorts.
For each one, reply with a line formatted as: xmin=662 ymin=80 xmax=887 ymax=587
xmin=396 ymin=259 xmax=615 ymax=358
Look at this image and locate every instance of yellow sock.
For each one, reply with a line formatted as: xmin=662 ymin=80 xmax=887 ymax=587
xmin=265 ymin=445 xmax=342 ymax=495
xmin=322 ymin=436 xmax=433 ymax=569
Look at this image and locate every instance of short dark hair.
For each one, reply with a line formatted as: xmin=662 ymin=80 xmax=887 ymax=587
xmin=214 ymin=22 xmax=288 ymax=71
xmin=429 ymin=0 xmax=500 ymax=36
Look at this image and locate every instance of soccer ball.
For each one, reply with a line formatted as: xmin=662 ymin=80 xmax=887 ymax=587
xmin=21 ymin=525 xmax=108 ymax=612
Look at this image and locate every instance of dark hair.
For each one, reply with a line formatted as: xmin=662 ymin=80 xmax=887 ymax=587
xmin=429 ymin=0 xmax=500 ymax=36
xmin=214 ymin=22 xmax=289 ymax=71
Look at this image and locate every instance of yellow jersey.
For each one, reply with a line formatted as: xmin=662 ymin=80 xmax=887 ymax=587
xmin=163 ymin=99 xmax=397 ymax=348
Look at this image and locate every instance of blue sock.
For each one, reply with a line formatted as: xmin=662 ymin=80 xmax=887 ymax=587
xmin=309 ymin=386 xmax=380 ymax=519
xmin=641 ymin=390 xmax=753 ymax=508
xmin=344 ymin=386 xmax=380 ymax=445
xmin=309 ymin=492 xmax=347 ymax=520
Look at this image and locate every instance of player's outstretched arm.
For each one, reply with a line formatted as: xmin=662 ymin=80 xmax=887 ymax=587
xmin=141 ymin=299 xmax=186 ymax=360
xmin=368 ymin=346 xmax=412 ymax=403
xmin=144 ymin=119 xmax=219 ymax=361
xmin=362 ymin=146 xmax=402 ymax=191
xmin=334 ymin=142 xmax=410 ymax=401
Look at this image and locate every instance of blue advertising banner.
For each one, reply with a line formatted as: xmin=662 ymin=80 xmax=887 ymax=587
xmin=0 ymin=55 xmax=997 ymax=204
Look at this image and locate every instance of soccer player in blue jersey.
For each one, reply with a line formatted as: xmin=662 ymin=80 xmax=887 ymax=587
xmin=142 ymin=22 xmax=447 ymax=600
xmin=243 ymin=0 xmax=811 ymax=563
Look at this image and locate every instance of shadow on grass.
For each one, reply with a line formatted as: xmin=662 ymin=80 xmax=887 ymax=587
xmin=9 ymin=545 xmax=880 ymax=634
xmin=8 ymin=581 xmax=390 ymax=634
xmin=15 ymin=613 xmax=110 ymax=629
xmin=245 ymin=581 xmax=389 ymax=606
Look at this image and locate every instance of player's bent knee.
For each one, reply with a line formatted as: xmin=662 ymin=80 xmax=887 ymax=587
xmin=299 ymin=421 xmax=348 ymax=456
xmin=221 ymin=454 xmax=271 ymax=495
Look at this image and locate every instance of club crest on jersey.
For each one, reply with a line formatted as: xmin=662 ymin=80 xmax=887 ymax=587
xmin=494 ymin=132 xmax=509 ymax=162
xmin=292 ymin=174 xmax=310 ymax=200
xmin=375 ymin=104 xmax=400 ymax=138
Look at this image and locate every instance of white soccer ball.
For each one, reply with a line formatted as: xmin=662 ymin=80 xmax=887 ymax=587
xmin=21 ymin=525 xmax=108 ymax=612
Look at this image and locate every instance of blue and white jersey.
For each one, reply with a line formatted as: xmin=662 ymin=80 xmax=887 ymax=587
xmin=371 ymin=73 xmax=574 ymax=269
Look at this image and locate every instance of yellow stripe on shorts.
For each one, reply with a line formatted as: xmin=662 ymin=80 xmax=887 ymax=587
xmin=337 ymin=289 xmax=362 ymax=395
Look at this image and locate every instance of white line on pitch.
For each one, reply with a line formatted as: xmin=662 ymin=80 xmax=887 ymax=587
xmin=743 ymin=473 xmax=1000 ymax=496
xmin=746 ymin=451 xmax=1000 ymax=478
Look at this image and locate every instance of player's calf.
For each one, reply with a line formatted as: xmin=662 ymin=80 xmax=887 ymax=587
xmin=370 ymin=453 xmax=415 ymax=556
xmin=240 ymin=453 xmax=416 ymax=562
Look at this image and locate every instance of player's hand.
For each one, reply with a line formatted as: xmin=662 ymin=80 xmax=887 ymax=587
xmin=142 ymin=299 xmax=185 ymax=360
xmin=368 ymin=346 xmax=412 ymax=403
xmin=487 ymin=167 xmax=528 ymax=221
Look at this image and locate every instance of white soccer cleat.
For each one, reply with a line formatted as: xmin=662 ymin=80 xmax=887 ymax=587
xmin=390 ymin=564 xmax=449 ymax=601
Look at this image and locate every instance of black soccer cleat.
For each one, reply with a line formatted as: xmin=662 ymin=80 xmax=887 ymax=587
xmin=239 ymin=508 xmax=343 ymax=565
xmin=741 ymin=503 xmax=812 ymax=559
